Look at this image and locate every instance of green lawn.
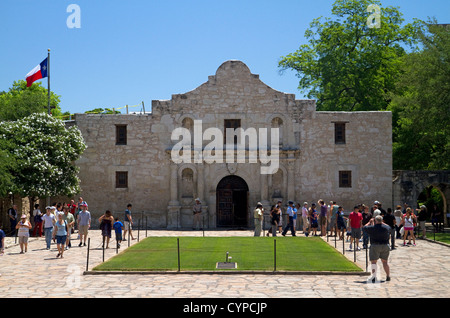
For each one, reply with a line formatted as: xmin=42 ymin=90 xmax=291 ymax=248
xmin=425 ymin=230 xmax=450 ymax=244
xmin=93 ymin=236 xmax=362 ymax=272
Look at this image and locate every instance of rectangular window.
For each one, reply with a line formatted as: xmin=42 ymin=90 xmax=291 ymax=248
xmin=339 ymin=171 xmax=352 ymax=188
xmin=334 ymin=122 xmax=346 ymax=144
xmin=116 ymin=171 xmax=128 ymax=188
xmin=116 ymin=125 xmax=127 ymax=145
xmin=224 ymin=119 xmax=241 ymax=145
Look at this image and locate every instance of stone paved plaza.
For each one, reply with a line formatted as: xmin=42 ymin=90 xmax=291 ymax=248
xmin=1 ymin=229 xmax=449 ymax=298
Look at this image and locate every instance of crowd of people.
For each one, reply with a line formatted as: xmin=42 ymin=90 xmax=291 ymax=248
xmin=0 ymin=198 xmax=136 ymax=258
xmin=256 ymin=199 xmax=438 ymax=249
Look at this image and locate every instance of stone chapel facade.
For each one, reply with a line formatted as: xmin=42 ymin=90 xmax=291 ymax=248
xmin=71 ymin=60 xmax=392 ymax=229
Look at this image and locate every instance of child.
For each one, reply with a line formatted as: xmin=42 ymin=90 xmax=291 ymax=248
xmin=113 ymin=217 xmax=124 ymax=248
xmin=346 ymin=218 xmax=352 ymax=242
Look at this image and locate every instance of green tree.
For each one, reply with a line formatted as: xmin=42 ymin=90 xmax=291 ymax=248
xmin=85 ymin=107 xmax=121 ymax=114
xmin=0 ymin=113 xmax=87 ymax=208
xmin=0 ymin=80 xmax=62 ymax=121
xmin=389 ymin=21 xmax=450 ymax=170
xmin=278 ymin=0 xmax=420 ymax=111
xmin=0 ymin=139 xmax=16 ymax=197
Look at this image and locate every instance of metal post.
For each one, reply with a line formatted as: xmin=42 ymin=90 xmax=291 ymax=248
xmin=86 ymin=238 xmax=90 ymax=272
xmin=274 ymin=239 xmax=277 ymax=272
xmin=102 ymin=241 xmax=105 ymax=263
xmin=335 ymin=224 xmax=337 ymax=248
xmin=365 ymin=244 xmax=368 ymax=272
xmin=343 ymin=234 xmax=345 ymax=255
xmin=47 ymin=49 xmax=51 ymax=115
xmin=146 ymin=216 xmax=148 ymax=237
xmin=138 ymin=219 xmax=140 ymax=242
xmin=177 ymin=238 xmax=181 ymax=272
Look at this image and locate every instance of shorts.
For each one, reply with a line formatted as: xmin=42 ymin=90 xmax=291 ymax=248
xmin=369 ymin=244 xmax=390 ymax=261
xmin=124 ymin=221 xmax=132 ymax=231
xmin=404 ymin=227 xmax=414 ymax=231
xmin=319 ymin=216 xmax=327 ymax=226
xmin=351 ymin=228 xmax=362 ymax=239
xmin=115 ymin=232 xmax=122 ymax=241
xmin=79 ymin=225 xmax=89 ymax=236
xmin=19 ymin=236 xmax=29 ymax=244
xmin=56 ymin=235 xmax=67 ymax=245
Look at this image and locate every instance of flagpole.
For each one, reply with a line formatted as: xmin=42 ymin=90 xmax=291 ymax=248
xmin=47 ymin=48 xmax=50 ymax=115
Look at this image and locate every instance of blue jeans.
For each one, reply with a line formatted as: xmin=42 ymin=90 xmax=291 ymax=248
xmin=44 ymin=227 xmax=53 ymax=249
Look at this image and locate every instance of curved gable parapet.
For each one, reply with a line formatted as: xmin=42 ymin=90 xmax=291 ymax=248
xmin=153 ymin=60 xmax=315 ymax=119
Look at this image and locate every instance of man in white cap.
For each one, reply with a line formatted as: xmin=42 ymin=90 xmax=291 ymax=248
xmin=193 ymin=198 xmax=203 ymax=230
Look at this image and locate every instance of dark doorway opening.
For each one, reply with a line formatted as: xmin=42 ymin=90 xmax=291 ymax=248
xmin=216 ymin=176 xmax=249 ymax=228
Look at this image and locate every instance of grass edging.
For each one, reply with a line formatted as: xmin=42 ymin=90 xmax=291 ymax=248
xmin=83 ymin=270 xmax=370 ymax=276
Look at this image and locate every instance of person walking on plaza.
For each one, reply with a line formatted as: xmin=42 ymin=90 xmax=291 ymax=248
xmin=363 ymin=215 xmax=391 ymax=283
xmin=53 ymin=213 xmax=68 ymax=258
xmin=63 ymin=206 xmax=75 ymax=249
xmin=42 ymin=207 xmax=56 ymax=250
xmin=349 ymin=206 xmax=363 ymax=251
xmin=77 ymin=203 xmax=91 ymax=247
xmin=16 ymin=214 xmax=32 ymax=253
xmin=402 ymin=207 xmax=416 ymax=246
xmin=254 ymin=202 xmax=264 ymax=237
xmin=113 ymin=217 xmax=124 ymax=248
xmin=99 ymin=210 xmax=114 ymax=248
xmin=193 ymin=198 xmax=203 ymax=230
xmin=123 ymin=203 xmax=135 ymax=241
xmin=282 ymin=201 xmax=296 ymax=237
xmin=32 ymin=203 xmax=43 ymax=237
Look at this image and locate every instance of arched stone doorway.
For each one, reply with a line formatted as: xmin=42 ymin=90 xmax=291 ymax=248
xmin=216 ymin=176 xmax=249 ymax=228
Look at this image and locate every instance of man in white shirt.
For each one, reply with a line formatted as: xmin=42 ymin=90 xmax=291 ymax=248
xmin=42 ymin=207 xmax=56 ymax=250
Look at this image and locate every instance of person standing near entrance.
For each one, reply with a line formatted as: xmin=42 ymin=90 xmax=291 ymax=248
xmin=193 ymin=198 xmax=203 ymax=230
xmin=363 ymin=215 xmax=391 ymax=283
xmin=282 ymin=201 xmax=296 ymax=237
xmin=254 ymin=202 xmax=264 ymax=237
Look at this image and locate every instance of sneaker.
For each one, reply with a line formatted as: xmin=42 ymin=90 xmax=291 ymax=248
xmin=78 ymin=243 xmax=82 ymax=247
xmin=386 ymin=276 xmax=391 ymax=282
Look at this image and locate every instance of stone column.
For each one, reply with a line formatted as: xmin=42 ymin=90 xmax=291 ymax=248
xmin=287 ymin=159 xmax=295 ymax=201
xmin=167 ymin=163 xmax=181 ymax=229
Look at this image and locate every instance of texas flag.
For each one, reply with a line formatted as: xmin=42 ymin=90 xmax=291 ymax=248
xmin=25 ymin=58 xmax=48 ymax=87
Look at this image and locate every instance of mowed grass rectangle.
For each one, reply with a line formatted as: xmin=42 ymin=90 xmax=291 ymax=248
xmin=93 ymin=237 xmax=362 ymax=272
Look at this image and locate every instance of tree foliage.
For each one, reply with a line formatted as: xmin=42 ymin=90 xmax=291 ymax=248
xmin=0 ymin=113 xmax=87 ymax=198
xmin=0 ymin=80 xmax=62 ymax=121
xmin=389 ymin=21 xmax=450 ymax=170
xmin=279 ymin=0 xmax=421 ymax=111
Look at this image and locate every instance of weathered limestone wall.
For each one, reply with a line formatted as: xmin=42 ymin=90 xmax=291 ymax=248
xmin=70 ymin=60 xmax=393 ymax=228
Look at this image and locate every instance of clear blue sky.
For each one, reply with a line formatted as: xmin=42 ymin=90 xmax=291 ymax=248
xmin=1 ymin=0 xmax=449 ymax=115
